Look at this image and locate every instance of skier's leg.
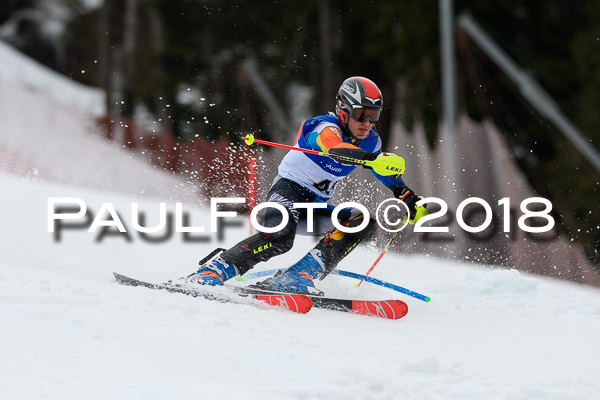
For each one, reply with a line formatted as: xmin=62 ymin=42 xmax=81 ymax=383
xmin=187 ymin=178 xmax=316 ymax=285
xmin=264 ymin=208 xmax=377 ymax=293
xmin=315 ymin=209 xmax=378 ymax=277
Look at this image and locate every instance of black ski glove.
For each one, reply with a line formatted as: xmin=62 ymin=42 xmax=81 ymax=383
xmin=392 ymin=182 xmax=427 ymax=223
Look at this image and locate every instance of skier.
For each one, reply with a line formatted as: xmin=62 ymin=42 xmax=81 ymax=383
xmin=187 ymin=76 xmax=428 ymax=294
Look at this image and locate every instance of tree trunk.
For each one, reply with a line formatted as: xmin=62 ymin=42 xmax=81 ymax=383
xmin=122 ymin=0 xmax=138 ymax=116
xmin=99 ymin=0 xmax=112 ymax=116
xmin=318 ymin=1 xmax=332 ymax=112
xmin=148 ymin=5 xmax=173 ymax=134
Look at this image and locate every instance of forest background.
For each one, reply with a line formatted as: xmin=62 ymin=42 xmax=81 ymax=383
xmin=1 ymin=0 xmax=599 ymax=267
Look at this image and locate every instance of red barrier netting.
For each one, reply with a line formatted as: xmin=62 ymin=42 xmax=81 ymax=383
xmin=97 ymin=116 xmax=256 ymax=212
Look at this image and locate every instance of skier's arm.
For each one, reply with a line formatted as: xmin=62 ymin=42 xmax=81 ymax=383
xmin=369 ymin=154 xmax=429 ymax=225
xmin=307 ymin=126 xmax=379 ymax=161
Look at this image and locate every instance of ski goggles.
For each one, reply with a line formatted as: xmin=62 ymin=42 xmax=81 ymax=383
xmin=349 ymin=106 xmax=380 ymax=123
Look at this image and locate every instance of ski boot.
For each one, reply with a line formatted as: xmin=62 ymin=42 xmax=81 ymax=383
xmin=187 ymin=255 xmax=239 ymax=286
xmin=256 ymin=249 xmax=326 ymax=295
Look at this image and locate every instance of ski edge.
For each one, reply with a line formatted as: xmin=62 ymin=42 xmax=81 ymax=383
xmin=113 ymin=272 xmax=312 ymax=314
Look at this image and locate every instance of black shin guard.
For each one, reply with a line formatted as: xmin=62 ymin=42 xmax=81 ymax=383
xmin=220 ymin=225 xmax=295 ymax=275
xmin=314 ymin=212 xmax=377 ymax=279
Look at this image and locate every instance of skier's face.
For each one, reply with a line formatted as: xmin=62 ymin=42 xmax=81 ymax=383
xmin=347 ymin=116 xmax=373 ymax=140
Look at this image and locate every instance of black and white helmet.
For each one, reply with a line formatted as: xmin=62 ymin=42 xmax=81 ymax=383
xmin=335 ymin=76 xmax=383 ymax=130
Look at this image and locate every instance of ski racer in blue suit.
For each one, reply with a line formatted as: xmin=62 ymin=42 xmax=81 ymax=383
xmin=187 ymin=77 xmax=428 ymax=294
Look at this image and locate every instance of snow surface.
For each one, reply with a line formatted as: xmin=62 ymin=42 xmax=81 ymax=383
xmin=1 ymin=38 xmax=600 ymax=400
xmin=0 ymin=39 xmax=201 ymax=203
xmin=0 ymin=40 xmax=104 ymax=117
xmin=2 ymin=173 xmax=600 ymax=400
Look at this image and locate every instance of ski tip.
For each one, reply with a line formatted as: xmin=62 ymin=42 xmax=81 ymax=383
xmin=297 ymin=295 xmax=313 ymax=314
xmin=352 ymin=300 xmax=408 ymax=320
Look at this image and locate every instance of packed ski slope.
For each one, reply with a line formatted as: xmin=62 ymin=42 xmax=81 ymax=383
xmin=1 ymin=173 xmax=600 ymax=400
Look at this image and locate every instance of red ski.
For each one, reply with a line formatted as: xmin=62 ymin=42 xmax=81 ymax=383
xmin=235 ymin=285 xmax=408 ymax=320
xmin=255 ymin=294 xmax=312 ymax=314
xmin=348 ymin=300 xmax=408 ymax=319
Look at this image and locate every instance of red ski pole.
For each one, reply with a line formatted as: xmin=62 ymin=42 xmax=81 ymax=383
xmin=244 ymin=134 xmax=323 ymax=155
xmin=356 ymin=231 xmax=400 ymax=287
xmin=243 ymin=134 xmax=406 ymax=177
